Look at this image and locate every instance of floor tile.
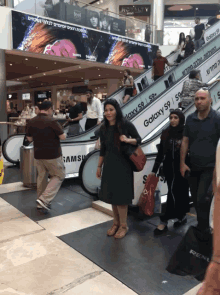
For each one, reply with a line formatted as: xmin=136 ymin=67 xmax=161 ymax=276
xmin=37 ymin=208 xmax=113 ymax=236
xmin=0 ymin=283 xmax=29 ymax=294
xmin=0 ymin=182 xmax=30 ymax=195
xmin=0 ymin=187 xmax=92 ymax=222
xmin=184 ymin=283 xmax=202 ymax=294
xmin=0 ymin=232 xmax=102 ymax=295
xmin=62 ymin=271 xmax=138 ymax=295
xmin=0 ymin=216 xmax=42 ymax=243
xmin=3 ymin=165 xmax=21 ymax=184
xmin=0 ymin=205 xmax=24 ymax=223
xmin=59 ymin=218 xmax=199 ymax=295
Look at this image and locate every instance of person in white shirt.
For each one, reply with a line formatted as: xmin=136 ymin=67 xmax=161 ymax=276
xmin=85 ymin=89 xmax=103 ymax=131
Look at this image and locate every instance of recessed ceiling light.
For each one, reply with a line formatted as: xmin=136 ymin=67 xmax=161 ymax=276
xmin=59 ymin=70 xmax=62 ymax=72
xmin=81 ymin=77 xmax=83 ymax=79
xmin=43 ymin=73 xmax=46 ymax=75
xmin=196 ymin=7 xmax=198 ymax=10
xmin=36 ymin=67 xmax=38 ymax=69
xmin=79 ymin=66 xmax=81 ymax=68
xmin=99 ymin=75 xmax=101 ymax=76
xmin=66 ymin=80 xmax=68 ymax=81
xmin=10 ymin=64 xmax=12 ymax=66
xmin=25 ymin=58 xmax=28 ymax=61
xmin=180 ymin=8 xmax=183 ymax=10
xmin=98 ymin=69 xmax=100 ymax=70
xmin=95 ymin=87 xmax=97 ymax=89
xmin=54 ymin=62 xmax=56 ymax=64
xmin=30 ymin=76 xmax=32 ymax=78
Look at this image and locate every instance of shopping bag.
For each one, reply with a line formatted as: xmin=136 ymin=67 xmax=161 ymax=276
xmin=154 ymin=189 xmax=162 ymax=214
xmin=166 ymin=226 xmax=213 ymax=281
xmin=138 ymin=175 xmax=159 ymax=216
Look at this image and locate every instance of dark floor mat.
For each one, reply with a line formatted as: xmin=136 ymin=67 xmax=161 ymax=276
xmin=59 ymin=218 xmax=199 ymax=295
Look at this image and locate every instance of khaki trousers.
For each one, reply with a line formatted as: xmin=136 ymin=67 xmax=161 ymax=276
xmin=36 ymin=156 xmax=65 ymax=204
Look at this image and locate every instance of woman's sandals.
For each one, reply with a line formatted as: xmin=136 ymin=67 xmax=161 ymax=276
xmin=114 ymin=225 xmax=129 ymax=239
xmin=107 ymin=224 xmax=119 ymax=236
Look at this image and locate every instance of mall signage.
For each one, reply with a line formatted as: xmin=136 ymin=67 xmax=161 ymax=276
xmin=119 ymin=5 xmax=151 ymax=16
xmin=12 ymin=10 xmax=158 ymax=70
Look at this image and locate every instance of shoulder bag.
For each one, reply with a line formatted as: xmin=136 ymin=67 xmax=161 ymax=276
xmin=124 ymin=143 xmax=146 ymax=172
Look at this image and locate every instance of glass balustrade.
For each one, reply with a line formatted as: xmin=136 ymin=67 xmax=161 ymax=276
xmin=12 ymin=0 xmax=155 ymax=43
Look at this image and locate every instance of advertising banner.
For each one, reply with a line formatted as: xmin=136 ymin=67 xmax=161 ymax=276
xmin=12 ymin=10 xmax=158 ymax=70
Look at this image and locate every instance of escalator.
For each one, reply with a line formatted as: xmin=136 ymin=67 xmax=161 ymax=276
xmin=3 ymin=20 xmax=220 ymax=170
xmin=79 ymin=78 xmax=220 ymax=206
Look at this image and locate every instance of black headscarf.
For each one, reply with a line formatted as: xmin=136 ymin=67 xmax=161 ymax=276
xmin=162 ymin=109 xmax=185 ymax=152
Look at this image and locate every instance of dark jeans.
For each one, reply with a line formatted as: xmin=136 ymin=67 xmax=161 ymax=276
xmin=188 ymin=166 xmax=214 ymax=231
xmin=153 ymin=75 xmax=162 ymax=81
xmin=85 ymin=118 xmax=98 ymax=131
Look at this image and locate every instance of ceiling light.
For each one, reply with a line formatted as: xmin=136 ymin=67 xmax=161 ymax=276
xmin=36 ymin=67 xmax=38 ymax=69
xmin=41 ymin=83 xmax=43 ymax=85
xmin=17 ymin=79 xmax=19 ymax=81
xmin=99 ymin=75 xmax=101 ymax=76
xmin=81 ymin=77 xmax=83 ymax=79
xmin=59 ymin=70 xmax=62 ymax=72
xmin=79 ymin=66 xmax=81 ymax=68
xmin=168 ymin=5 xmax=193 ymax=11
xmin=54 ymin=62 xmax=56 ymax=64
xmin=10 ymin=64 xmax=12 ymax=66
xmin=95 ymin=87 xmax=97 ymax=89
xmin=98 ymin=69 xmax=100 ymax=70
xmin=43 ymin=73 xmax=46 ymax=75
xmin=25 ymin=58 xmax=28 ymax=60
xmin=196 ymin=7 xmax=198 ymax=10
xmin=66 ymin=80 xmax=68 ymax=81
xmin=30 ymin=76 xmax=32 ymax=78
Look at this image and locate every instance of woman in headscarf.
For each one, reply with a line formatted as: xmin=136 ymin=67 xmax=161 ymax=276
xmin=149 ymin=109 xmax=190 ymax=235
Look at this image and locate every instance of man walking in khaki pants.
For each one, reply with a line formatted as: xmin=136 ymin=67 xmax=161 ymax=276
xmin=26 ymin=101 xmax=66 ymax=212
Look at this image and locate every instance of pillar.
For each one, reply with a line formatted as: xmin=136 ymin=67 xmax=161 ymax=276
xmin=51 ymin=86 xmax=58 ymax=109
xmin=152 ymin=0 xmax=164 ymax=45
xmin=0 ymin=50 xmax=7 ymax=142
xmin=6 ymin=0 xmax=14 ymax=8
xmin=107 ymin=79 xmax=119 ymax=96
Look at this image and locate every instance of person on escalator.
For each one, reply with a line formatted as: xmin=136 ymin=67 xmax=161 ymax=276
xmin=85 ymin=89 xmax=103 ymax=131
xmin=149 ymin=109 xmax=190 ymax=235
xmin=152 ymin=49 xmax=177 ymax=82
xmin=122 ymin=69 xmax=134 ymax=104
xmin=96 ymin=99 xmax=141 ymax=239
xmin=67 ymin=96 xmax=83 ymax=136
xmin=194 ymin=18 xmax=205 ymax=51
xmin=173 ymin=32 xmax=185 ymax=63
xmin=180 ymin=70 xmax=220 ymax=109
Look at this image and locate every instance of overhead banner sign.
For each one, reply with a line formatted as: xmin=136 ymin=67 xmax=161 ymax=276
xmin=12 ymin=10 xmax=158 ymax=70
xmin=119 ymin=5 xmax=151 ymax=16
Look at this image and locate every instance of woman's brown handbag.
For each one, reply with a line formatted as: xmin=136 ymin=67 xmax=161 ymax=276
xmin=132 ymin=86 xmax=137 ymax=96
xmin=125 ymin=144 xmax=147 ymax=172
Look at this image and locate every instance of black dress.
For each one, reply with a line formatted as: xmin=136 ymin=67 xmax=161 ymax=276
xmin=99 ymin=120 xmax=141 ymax=205
xmin=152 ymin=127 xmax=190 ymax=221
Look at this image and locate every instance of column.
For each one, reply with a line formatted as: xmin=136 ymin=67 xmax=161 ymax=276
xmin=152 ymin=0 xmax=164 ymax=45
xmin=51 ymin=86 xmax=58 ymax=109
xmin=107 ymin=79 xmax=120 ymax=96
xmin=6 ymin=0 xmax=14 ymax=8
xmin=0 ymin=50 xmax=7 ymax=142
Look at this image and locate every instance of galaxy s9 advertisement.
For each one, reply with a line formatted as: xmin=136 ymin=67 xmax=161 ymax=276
xmin=12 ymin=11 xmax=158 ymax=70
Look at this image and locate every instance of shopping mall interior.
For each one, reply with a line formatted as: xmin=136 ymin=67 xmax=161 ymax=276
xmin=0 ymin=0 xmax=219 ymax=294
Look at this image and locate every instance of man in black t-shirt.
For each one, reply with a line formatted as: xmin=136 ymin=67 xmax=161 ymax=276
xmin=194 ymin=17 xmax=205 ymax=51
xmin=68 ymin=96 xmax=83 ymax=136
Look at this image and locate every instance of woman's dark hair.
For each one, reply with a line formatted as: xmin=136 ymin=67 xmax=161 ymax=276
xmin=186 ymin=35 xmax=192 ymax=43
xmin=101 ymin=99 xmax=125 ymax=150
xmin=124 ymin=69 xmax=131 ymax=76
xmin=179 ymin=32 xmax=185 ymax=45
xmin=189 ymin=69 xmax=200 ymax=79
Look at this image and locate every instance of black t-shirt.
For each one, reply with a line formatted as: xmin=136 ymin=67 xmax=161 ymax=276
xmin=69 ymin=103 xmax=82 ymax=125
xmin=26 ymin=114 xmax=63 ymax=160
xmin=194 ymin=23 xmax=205 ymax=40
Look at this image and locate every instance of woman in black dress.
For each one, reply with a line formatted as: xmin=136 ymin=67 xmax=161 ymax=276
xmin=96 ymin=99 xmax=141 ymax=239
xmin=149 ymin=109 xmax=190 ymax=235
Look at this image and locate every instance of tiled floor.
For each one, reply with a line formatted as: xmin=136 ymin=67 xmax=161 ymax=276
xmin=0 ymin=163 xmax=202 ymax=295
